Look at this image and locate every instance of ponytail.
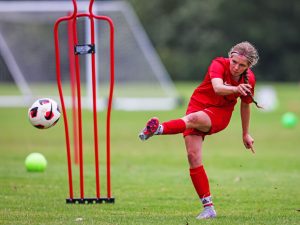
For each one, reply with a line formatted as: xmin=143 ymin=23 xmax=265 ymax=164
xmin=243 ymin=72 xmax=263 ymax=109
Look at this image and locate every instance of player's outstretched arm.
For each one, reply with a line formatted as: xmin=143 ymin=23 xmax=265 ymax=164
xmin=240 ymin=101 xmax=255 ymax=154
xmin=211 ymin=78 xmax=251 ymax=96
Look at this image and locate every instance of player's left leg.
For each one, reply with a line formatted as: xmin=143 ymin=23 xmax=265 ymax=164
xmin=185 ymin=135 xmax=216 ymax=219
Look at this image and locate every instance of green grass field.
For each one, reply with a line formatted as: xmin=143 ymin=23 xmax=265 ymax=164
xmin=0 ymin=82 xmax=300 ymax=225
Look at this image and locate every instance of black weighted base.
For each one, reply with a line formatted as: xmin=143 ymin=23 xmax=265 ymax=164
xmin=66 ymin=197 xmax=115 ymax=204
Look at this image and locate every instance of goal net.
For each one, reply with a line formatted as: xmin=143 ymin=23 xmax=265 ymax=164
xmin=0 ymin=1 xmax=180 ymax=110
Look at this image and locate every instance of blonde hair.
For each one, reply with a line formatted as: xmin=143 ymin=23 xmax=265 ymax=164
xmin=228 ymin=41 xmax=259 ymax=68
xmin=229 ymin=42 xmax=262 ymax=108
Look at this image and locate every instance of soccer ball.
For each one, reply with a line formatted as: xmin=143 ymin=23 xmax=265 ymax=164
xmin=28 ymin=98 xmax=61 ymax=129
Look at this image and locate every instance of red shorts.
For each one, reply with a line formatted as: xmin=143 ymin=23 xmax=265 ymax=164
xmin=183 ymin=100 xmax=233 ymax=137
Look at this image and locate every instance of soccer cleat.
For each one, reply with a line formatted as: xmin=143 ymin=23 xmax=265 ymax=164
xmin=139 ymin=117 xmax=160 ymax=141
xmin=196 ymin=206 xmax=217 ymax=220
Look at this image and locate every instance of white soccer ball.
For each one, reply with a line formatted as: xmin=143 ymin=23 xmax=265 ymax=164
xmin=28 ymin=98 xmax=61 ymax=129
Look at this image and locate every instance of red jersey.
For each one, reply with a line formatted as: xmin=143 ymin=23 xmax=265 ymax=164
xmin=190 ymin=57 xmax=256 ymax=111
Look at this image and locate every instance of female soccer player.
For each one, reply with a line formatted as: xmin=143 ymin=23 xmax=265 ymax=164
xmin=139 ymin=41 xmax=259 ymax=219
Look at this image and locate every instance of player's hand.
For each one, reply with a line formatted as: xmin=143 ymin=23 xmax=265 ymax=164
xmin=236 ymin=84 xmax=252 ymax=96
xmin=243 ymin=133 xmax=255 ymax=154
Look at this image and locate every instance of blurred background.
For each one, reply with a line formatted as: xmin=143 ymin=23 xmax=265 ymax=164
xmin=0 ymin=0 xmax=299 ymax=86
xmin=0 ymin=0 xmax=299 ymax=111
xmin=128 ymin=0 xmax=300 ymax=82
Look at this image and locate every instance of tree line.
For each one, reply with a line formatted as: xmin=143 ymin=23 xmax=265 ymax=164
xmin=128 ymin=0 xmax=300 ymax=82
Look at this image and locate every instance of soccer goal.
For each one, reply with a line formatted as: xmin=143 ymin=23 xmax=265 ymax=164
xmin=0 ymin=1 xmax=180 ymax=110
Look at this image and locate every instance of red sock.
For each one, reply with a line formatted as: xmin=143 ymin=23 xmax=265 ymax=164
xmin=161 ymin=119 xmax=186 ymax=134
xmin=190 ymin=166 xmax=213 ymax=207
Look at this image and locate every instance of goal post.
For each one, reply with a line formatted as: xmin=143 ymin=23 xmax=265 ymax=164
xmin=0 ymin=1 xmax=180 ymax=110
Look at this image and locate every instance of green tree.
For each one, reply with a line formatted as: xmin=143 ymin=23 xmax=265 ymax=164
xmin=128 ymin=0 xmax=300 ymax=81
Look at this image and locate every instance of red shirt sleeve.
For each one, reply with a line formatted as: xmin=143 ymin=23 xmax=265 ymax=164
xmin=209 ymin=59 xmax=226 ymax=79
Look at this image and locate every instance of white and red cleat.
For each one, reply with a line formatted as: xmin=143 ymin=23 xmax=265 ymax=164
xmin=139 ymin=117 xmax=160 ymax=141
xmin=196 ymin=206 xmax=217 ymax=219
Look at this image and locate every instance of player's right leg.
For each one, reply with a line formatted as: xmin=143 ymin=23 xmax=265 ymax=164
xmin=138 ymin=117 xmax=187 ymax=141
xmin=138 ymin=110 xmax=211 ymax=141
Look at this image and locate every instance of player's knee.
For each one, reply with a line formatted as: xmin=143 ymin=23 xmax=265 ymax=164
xmin=187 ymin=150 xmax=202 ymax=167
xmin=185 ymin=113 xmax=200 ymax=126
xmin=187 ymin=151 xmax=197 ymax=162
xmin=185 ymin=113 xmax=209 ymax=129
